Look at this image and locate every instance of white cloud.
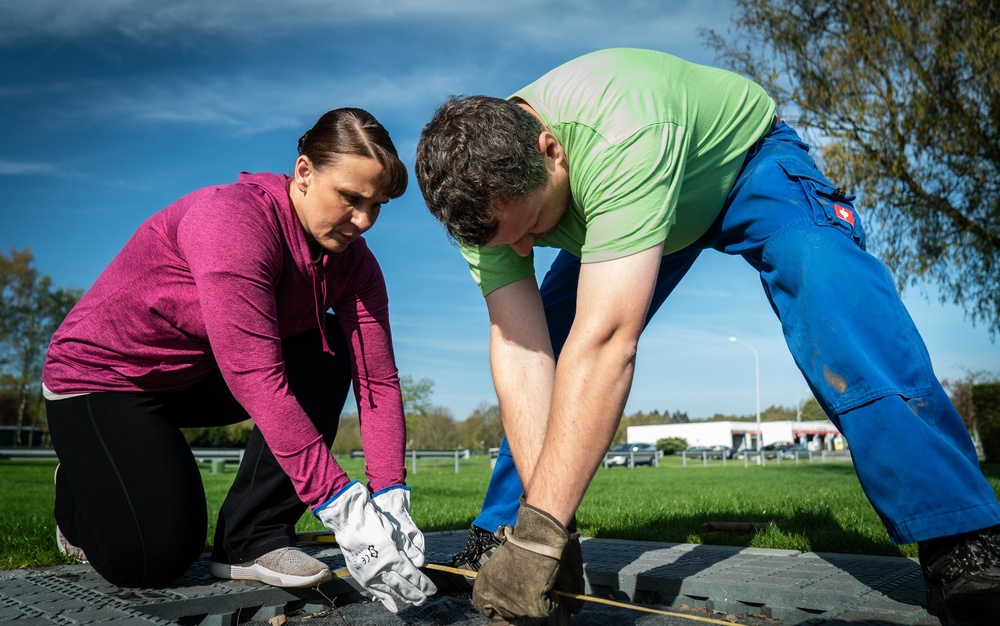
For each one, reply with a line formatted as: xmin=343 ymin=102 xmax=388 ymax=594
xmin=3 ymin=0 xmax=739 ymax=137
xmin=1 ymin=0 xmax=736 ymax=57
xmin=14 ymin=66 xmax=475 ymax=137
xmin=0 ymin=160 xmax=56 ymax=175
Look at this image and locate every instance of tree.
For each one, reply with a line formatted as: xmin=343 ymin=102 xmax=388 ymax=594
xmin=973 ymin=383 xmax=1000 ymax=462
xmin=799 ymin=398 xmax=829 ymax=422
xmin=330 ymin=413 xmax=362 ymax=456
xmin=461 ymin=403 xmax=504 ymax=451
xmin=181 ymin=421 xmax=253 ymax=448
xmin=400 ymin=374 xmax=434 ymax=418
xmin=0 ymin=249 xmax=82 ymax=446
xmin=704 ymin=0 xmax=1000 ymax=336
xmin=406 ymin=405 xmax=462 ymax=450
xmin=942 ymin=369 xmax=1000 ymax=430
xmin=761 ymin=404 xmax=796 ymax=422
xmin=668 ymin=409 xmax=691 ymax=424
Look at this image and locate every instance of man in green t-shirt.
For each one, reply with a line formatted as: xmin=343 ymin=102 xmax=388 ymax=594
xmin=415 ymin=48 xmax=1000 ymax=625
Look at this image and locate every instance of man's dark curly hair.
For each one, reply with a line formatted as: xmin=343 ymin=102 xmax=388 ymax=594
xmin=415 ymin=95 xmax=548 ymax=246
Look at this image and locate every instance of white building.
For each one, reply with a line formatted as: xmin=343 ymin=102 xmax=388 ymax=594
xmin=626 ymin=420 xmax=845 ymax=453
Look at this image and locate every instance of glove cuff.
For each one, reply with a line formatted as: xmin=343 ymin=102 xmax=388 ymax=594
xmin=312 ymin=479 xmax=363 ymax=520
xmin=509 ymin=501 xmax=570 ymax=558
xmin=372 ymin=484 xmax=410 ymax=498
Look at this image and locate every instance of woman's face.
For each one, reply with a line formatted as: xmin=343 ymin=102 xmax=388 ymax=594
xmin=291 ymin=154 xmax=389 ymax=253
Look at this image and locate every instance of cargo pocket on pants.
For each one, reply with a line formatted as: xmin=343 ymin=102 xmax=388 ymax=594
xmin=776 ymin=157 xmax=866 ymax=250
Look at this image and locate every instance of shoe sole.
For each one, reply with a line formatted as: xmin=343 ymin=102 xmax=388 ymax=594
xmin=55 ymin=526 xmax=89 ymax=564
xmin=208 ymin=561 xmax=332 ymax=588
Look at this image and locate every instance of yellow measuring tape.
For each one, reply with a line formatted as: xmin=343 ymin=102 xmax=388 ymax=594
xmin=299 ymin=533 xmax=743 ymax=625
xmin=422 ymin=563 xmax=741 ymax=625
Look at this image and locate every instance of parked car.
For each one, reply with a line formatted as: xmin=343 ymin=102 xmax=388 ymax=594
xmin=683 ymin=445 xmax=732 ymax=460
xmin=779 ymin=443 xmax=811 ymax=459
xmin=761 ymin=442 xmax=794 ymax=459
xmin=606 ymin=442 xmax=658 ymax=467
xmin=735 ymin=441 xmax=793 ymax=459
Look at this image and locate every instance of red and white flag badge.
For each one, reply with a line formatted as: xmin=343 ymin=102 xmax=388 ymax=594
xmin=834 ymin=204 xmax=855 ymax=226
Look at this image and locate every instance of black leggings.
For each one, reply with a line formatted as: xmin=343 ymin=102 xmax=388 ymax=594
xmin=46 ymin=319 xmax=351 ymax=588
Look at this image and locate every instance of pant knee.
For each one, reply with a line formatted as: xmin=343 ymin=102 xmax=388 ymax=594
xmin=93 ymin=538 xmax=202 ymax=588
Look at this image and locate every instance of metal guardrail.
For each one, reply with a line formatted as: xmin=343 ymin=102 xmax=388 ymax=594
xmin=0 ymin=447 xmax=244 ymax=464
xmin=350 ymin=449 xmax=473 ymax=474
xmin=349 ymin=449 xmax=471 ymax=459
xmin=681 ymin=449 xmax=853 ymax=467
xmin=0 ymin=447 xmax=58 ymax=460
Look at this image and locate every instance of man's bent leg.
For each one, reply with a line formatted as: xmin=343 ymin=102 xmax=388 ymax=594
xmin=471 ymin=437 xmax=523 ymax=532
xmin=712 ymin=120 xmax=1000 ymax=540
xmin=755 ymin=204 xmax=1000 ymax=545
xmin=750 ymin=166 xmax=1000 ymax=622
xmin=715 ymin=123 xmax=1000 ymax=623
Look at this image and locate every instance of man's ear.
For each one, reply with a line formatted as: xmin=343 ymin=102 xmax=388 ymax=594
xmin=539 ymin=131 xmax=566 ymax=171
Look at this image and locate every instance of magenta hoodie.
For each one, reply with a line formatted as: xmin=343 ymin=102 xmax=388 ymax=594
xmin=43 ymin=172 xmax=406 ymax=507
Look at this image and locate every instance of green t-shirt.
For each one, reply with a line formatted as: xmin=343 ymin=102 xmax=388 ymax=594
xmin=462 ymin=48 xmax=776 ymax=295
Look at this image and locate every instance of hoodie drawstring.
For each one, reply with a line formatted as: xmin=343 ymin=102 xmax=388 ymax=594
xmin=312 ymin=253 xmax=333 ymax=356
xmin=311 ymin=249 xmax=376 ymax=409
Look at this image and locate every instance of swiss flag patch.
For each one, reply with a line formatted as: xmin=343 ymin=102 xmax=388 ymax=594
xmin=834 ymin=204 xmax=855 ymax=226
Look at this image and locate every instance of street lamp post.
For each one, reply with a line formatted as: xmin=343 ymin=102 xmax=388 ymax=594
xmin=728 ymin=337 xmax=761 ymax=452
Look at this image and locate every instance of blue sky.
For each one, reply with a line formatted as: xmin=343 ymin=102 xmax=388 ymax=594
xmin=2 ymin=0 xmax=996 ymax=421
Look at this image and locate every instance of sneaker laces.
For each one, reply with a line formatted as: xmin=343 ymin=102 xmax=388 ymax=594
xmin=451 ymin=526 xmax=501 ymax=571
xmin=925 ymin=527 xmax=1000 ymax=585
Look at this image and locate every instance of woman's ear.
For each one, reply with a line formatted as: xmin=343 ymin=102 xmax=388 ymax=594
xmin=294 ymin=155 xmax=313 ymax=195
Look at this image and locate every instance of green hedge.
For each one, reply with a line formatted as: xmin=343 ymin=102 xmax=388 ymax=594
xmin=655 ymin=437 xmax=688 ymax=455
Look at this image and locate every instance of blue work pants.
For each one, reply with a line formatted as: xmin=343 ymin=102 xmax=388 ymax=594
xmin=473 ymin=122 xmax=1000 ymax=544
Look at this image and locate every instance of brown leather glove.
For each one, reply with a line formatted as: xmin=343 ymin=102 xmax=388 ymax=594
xmin=472 ymin=500 xmax=570 ymax=622
xmin=555 ymin=518 xmax=585 ymax=616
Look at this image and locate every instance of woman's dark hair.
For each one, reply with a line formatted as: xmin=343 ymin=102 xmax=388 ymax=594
xmin=298 ymin=108 xmax=407 ymax=199
xmin=414 ymin=96 xmax=547 ymax=246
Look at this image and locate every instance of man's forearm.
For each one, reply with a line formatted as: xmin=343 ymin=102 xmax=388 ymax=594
xmin=522 ymin=244 xmax=663 ymax=526
xmin=524 ymin=332 xmax=637 ymax=526
xmin=490 ymin=334 xmax=555 ymax=485
xmin=486 ymin=278 xmax=557 ymax=488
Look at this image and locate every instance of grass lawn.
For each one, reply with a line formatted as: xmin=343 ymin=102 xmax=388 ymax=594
xmin=4 ymin=455 xmax=1000 ymax=571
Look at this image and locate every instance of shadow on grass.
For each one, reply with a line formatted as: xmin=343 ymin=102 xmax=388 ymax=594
xmin=588 ymin=464 xmax=902 ymax=548
xmin=579 ymin=461 xmax=949 ymax=613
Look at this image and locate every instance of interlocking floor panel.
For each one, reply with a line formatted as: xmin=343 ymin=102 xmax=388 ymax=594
xmin=0 ymin=532 xmax=939 ymax=625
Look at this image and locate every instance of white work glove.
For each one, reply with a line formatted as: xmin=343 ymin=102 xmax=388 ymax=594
xmin=372 ymin=485 xmax=427 ymax=566
xmin=314 ymin=480 xmax=437 ymax=612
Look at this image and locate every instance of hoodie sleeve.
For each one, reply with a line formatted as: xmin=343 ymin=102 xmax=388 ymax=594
xmin=328 ymin=240 xmax=407 ymax=493
xmin=176 ymin=184 xmax=351 ymax=507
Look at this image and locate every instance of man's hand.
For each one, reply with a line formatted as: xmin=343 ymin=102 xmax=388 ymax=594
xmin=556 ymin=518 xmax=585 ymax=616
xmin=314 ymin=481 xmax=437 ymax=612
xmin=472 ymin=500 xmax=575 ymax=622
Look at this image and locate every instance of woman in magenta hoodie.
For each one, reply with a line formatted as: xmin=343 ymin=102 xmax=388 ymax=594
xmin=42 ymin=108 xmax=436 ymax=611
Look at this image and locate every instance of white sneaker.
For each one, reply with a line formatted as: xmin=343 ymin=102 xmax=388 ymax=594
xmin=53 ymin=464 xmax=88 ymax=563
xmin=55 ymin=525 xmax=89 ymax=563
xmin=209 ymin=547 xmax=332 ymax=588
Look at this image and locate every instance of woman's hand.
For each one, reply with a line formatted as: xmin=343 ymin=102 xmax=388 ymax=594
xmin=313 ymin=481 xmax=436 ymax=612
xmin=372 ymin=485 xmax=427 ymax=566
